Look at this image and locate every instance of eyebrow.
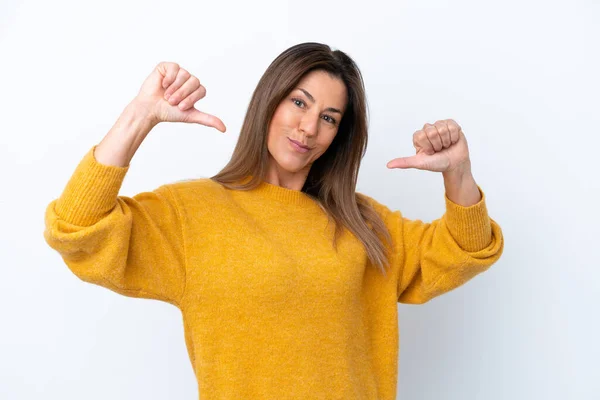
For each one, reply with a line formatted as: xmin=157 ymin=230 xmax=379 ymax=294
xmin=297 ymin=88 xmax=343 ymax=115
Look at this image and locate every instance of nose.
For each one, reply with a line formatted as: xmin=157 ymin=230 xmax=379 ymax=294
xmin=299 ymin=112 xmax=319 ymax=137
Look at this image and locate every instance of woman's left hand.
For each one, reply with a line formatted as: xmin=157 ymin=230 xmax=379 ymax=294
xmin=386 ymin=119 xmax=471 ymax=174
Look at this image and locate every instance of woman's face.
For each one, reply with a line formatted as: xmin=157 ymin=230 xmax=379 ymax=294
xmin=266 ymin=69 xmax=348 ymax=177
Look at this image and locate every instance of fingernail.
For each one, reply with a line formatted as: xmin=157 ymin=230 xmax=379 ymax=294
xmin=164 ymin=93 xmax=171 ymax=100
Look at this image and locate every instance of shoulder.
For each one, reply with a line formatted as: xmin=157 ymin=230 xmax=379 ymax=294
xmin=161 ymin=177 xmax=228 ymax=205
xmin=355 ymin=191 xmax=407 ymax=234
xmin=356 ymin=191 xmax=393 ymax=217
xmin=166 ymin=177 xmax=223 ymax=191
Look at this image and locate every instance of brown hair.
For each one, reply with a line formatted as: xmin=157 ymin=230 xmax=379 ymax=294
xmin=210 ymin=42 xmax=393 ymax=275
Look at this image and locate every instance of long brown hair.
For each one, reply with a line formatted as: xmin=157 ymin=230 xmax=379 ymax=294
xmin=210 ymin=42 xmax=393 ymax=275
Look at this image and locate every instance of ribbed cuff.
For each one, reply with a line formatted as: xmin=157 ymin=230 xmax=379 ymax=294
xmin=54 ymin=145 xmax=130 ymax=226
xmin=443 ymin=184 xmax=492 ymax=252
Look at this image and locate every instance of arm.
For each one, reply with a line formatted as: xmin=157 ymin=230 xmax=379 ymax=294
xmin=396 ymin=184 xmax=503 ymax=304
xmin=43 ymin=104 xmax=186 ymax=308
xmin=366 ymin=184 xmax=504 ymax=305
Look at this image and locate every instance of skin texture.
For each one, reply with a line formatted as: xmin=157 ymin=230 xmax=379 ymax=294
xmin=265 ymin=70 xmax=348 ymax=191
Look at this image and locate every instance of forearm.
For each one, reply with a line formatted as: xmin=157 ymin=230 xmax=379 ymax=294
xmin=94 ymin=100 xmax=157 ymax=167
xmin=442 ymin=162 xmax=481 ymax=206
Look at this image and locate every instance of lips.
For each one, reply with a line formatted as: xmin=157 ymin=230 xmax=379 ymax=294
xmin=288 ymin=138 xmax=311 ymax=150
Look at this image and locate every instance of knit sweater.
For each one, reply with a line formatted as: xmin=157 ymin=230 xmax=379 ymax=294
xmin=43 ymin=145 xmax=504 ymax=400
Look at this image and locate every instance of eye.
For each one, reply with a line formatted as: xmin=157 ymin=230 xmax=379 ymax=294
xmin=291 ymin=98 xmax=305 ymax=108
xmin=323 ymin=115 xmax=337 ymax=125
xmin=291 ymin=97 xmax=337 ymax=125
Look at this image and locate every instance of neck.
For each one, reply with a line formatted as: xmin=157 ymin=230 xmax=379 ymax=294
xmin=265 ymin=157 xmax=310 ymax=191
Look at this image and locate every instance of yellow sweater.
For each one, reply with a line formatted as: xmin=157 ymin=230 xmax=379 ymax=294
xmin=43 ymin=145 xmax=504 ymax=400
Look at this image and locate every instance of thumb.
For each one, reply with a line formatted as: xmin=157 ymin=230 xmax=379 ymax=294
xmin=387 ymin=155 xmax=425 ymax=169
xmin=184 ymin=108 xmax=227 ymax=133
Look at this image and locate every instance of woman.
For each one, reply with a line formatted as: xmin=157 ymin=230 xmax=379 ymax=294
xmin=44 ymin=42 xmax=504 ymax=399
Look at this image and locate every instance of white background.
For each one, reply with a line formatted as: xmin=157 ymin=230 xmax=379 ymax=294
xmin=1 ymin=0 xmax=598 ymax=399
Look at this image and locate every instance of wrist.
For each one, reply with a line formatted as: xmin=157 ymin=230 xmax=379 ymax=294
xmin=127 ymin=97 xmax=160 ymax=128
xmin=442 ymin=161 xmax=481 ymax=207
xmin=95 ymin=101 xmax=156 ymax=168
xmin=443 ymin=160 xmax=473 ymax=182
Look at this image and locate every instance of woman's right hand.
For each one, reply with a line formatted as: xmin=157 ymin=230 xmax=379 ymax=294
xmin=132 ymin=61 xmax=227 ymax=132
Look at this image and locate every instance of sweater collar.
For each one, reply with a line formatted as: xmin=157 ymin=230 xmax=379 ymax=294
xmin=242 ymin=175 xmax=317 ymax=207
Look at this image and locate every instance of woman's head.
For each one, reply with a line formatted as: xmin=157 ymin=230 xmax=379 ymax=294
xmin=266 ymin=69 xmax=347 ymax=181
xmin=211 ymin=42 xmax=393 ymax=274
xmin=213 ymin=42 xmax=368 ymax=192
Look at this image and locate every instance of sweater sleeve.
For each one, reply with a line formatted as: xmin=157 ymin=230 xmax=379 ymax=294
xmin=367 ymin=185 xmax=504 ymax=304
xmin=43 ymin=145 xmax=187 ymax=308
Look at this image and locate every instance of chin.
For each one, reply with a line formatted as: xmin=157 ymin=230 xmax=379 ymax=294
xmin=278 ymin=159 xmax=306 ymax=173
xmin=270 ymin=152 xmax=307 ymax=173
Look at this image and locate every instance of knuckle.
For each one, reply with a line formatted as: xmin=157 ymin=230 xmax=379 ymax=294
xmin=179 ymin=68 xmax=190 ymax=79
xmin=163 ymin=62 xmax=179 ymax=77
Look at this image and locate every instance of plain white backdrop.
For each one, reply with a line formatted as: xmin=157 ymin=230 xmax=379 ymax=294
xmin=1 ymin=0 xmax=598 ymax=399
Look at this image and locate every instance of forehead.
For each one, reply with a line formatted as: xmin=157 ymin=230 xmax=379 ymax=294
xmin=295 ymin=70 xmax=347 ymax=109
